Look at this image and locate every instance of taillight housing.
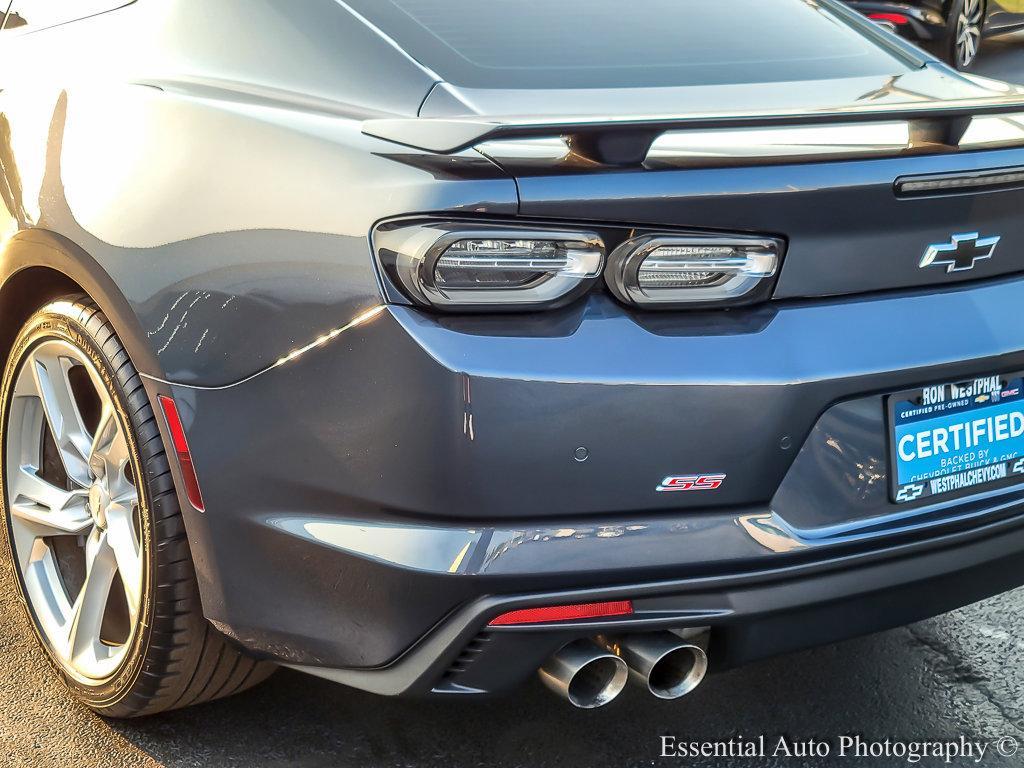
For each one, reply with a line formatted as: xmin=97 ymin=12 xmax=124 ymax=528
xmin=605 ymin=234 xmax=782 ymax=308
xmin=373 ymin=220 xmax=604 ymax=311
xmin=372 ymin=219 xmax=783 ymax=312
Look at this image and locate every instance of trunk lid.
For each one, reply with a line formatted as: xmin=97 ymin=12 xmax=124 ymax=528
xmin=510 ymin=144 xmax=1024 ymax=299
xmin=410 ymin=69 xmax=1024 ymax=300
xmin=366 ymin=53 xmax=1024 ymax=300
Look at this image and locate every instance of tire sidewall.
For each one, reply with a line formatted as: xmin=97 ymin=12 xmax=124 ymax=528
xmin=944 ymin=0 xmax=984 ymax=70
xmin=0 ymin=304 xmax=156 ymax=710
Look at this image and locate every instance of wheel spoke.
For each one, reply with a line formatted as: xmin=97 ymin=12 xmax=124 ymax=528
xmin=65 ymin=530 xmax=113 ymax=658
xmin=29 ymin=351 xmax=92 ymax=487
xmin=8 ymin=467 xmax=91 ymax=537
xmin=88 ymin=404 xmax=130 ymax=489
xmin=106 ymin=500 xmax=142 ymax=615
xmin=65 ymin=529 xmax=117 ymax=669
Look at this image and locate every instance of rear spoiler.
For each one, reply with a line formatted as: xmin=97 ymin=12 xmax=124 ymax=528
xmin=362 ymin=98 xmax=1024 ymax=166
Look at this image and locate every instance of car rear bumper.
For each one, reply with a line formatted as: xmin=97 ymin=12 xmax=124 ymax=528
xmin=283 ymin=507 xmax=1024 ymax=695
xmin=158 ymin=273 xmax=1024 ymax=691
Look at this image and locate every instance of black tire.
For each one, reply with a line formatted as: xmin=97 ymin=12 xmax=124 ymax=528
xmin=0 ymin=295 xmax=273 ymax=717
xmin=935 ymin=0 xmax=985 ymax=70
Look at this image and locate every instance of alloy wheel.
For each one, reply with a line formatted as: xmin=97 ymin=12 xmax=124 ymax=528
xmin=956 ymin=0 xmax=984 ymax=68
xmin=5 ymin=339 xmax=144 ymax=683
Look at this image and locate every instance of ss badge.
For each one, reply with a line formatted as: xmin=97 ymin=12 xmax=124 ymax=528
xmin=656 ymin=474 xmax=726 ymax=492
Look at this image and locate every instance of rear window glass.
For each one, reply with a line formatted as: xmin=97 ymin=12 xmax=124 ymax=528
xmin=343 ymin=0 xmax=908 ymax=90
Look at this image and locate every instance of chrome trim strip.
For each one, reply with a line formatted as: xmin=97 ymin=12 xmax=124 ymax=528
xmin=960 ymin=112 xmax=1024 ymax=149
xmin=475 ymin=112 xmax=1024 ymax=170
xmin=475 ymin=137 xmax=572 ymax=162
xmin=646 ymin=122 xmax=911 ymax=167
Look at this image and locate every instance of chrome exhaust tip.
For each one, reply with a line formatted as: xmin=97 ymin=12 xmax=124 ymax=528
xmin=539 ymin=640 xmax=629 ymax=709
xmin=609 ymin=632 xmax=708 ymax=700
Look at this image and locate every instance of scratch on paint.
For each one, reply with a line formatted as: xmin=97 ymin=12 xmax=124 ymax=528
xmin=194 ymin=328 xmax=210 ymax=354
xmin=157 ymin=322 xmax=182 ymax=355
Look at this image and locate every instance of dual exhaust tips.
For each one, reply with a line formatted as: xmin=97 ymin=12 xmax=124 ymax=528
xmin=539 ymin=632 xmax=708 ymax=709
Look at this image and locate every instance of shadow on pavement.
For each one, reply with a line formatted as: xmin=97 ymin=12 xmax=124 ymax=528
xmin=107 ymin=588 xmax=1024 ymax=768
xmin=975 ymin=31 xmax=1024 ymax=83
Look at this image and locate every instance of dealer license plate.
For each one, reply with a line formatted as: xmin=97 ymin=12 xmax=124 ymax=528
xmin=889 ymin=373 xmax=1024 ymax=504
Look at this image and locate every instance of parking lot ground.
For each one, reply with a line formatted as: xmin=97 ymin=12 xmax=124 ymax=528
xmin=3 ymin=580 xmax=1023 ymax=767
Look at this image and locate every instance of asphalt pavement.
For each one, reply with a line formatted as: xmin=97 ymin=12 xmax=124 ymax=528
xmin=3 ymin=33 xmax=1024 ymax=768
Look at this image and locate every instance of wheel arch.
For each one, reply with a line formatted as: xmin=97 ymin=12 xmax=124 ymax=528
xmin=0 ymin=228 xmax=164 ymax=382
xmin=0 ymin=229 xmax=212 ymax=616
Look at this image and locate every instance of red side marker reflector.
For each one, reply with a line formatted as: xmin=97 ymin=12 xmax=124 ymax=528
xmin=158 ymin=395 xmax=205 ymax=512
xmin=488 ymin=600 xmax=634 ymax=626
xmin=869 ymin=12 xmax=909 ymax=24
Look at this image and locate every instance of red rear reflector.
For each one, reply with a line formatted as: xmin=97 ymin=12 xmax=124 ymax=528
xmin=158 ymin=395 xmax=205 ymax=512
xmin=869 ymin=12 xmax=909 ymax=24
xmin=488 ymin=600 xmax=633 ymax=626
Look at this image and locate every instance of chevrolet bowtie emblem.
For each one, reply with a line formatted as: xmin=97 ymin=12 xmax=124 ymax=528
xmin=920 ymin=232 xmax=1000 ymax=273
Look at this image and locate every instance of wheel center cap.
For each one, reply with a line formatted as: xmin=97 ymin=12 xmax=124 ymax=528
xmin=88 ymin=483 xmax=108 ymax=529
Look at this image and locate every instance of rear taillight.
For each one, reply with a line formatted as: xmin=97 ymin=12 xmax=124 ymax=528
xmin=372 ymin=219 xmax=783 ymax=312
xmin=373 ymin=220 xmax=604 ymax=311
xmin=605 ymin=235 xmax=781 ymax=308
xmin=868 ymin=12 xmax=909 ymax=25
xmin=158 ymin=395 xmax=205 ymax=512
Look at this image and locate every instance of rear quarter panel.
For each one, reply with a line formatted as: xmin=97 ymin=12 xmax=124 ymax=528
xmin=0 ymin=0 xmax=518 ymax=386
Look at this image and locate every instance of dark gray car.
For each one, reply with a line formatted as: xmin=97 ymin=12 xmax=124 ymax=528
xmin=3 ymin=0 xmax=1024 ymax=716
